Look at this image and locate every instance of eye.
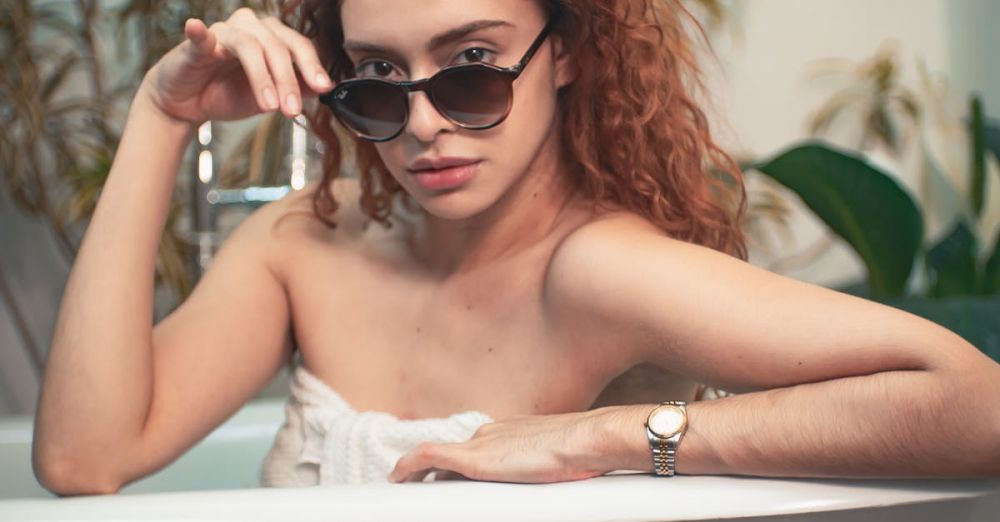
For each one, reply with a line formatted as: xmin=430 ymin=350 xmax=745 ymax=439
xmin=454 ymin=47 xmax=496 ymax=65
xmin=356 ymin=60 xmax=398 ymax=78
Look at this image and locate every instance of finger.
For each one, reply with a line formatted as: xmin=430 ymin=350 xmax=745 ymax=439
xmin=184 ymin=18 xmax=215 ymax=51
xmin=229 ymin=10 xmax=302 ymax=116
xmin=262 ymin=16 xmax=332 ymax=95
xmin=389 ymin=444 xmax=437 ymax=482
xmin=390 ymin=443 xmax=469 ymax=483
xmin=388 ymin=461 xmax=417 ymax=483
xmin=184 ymin=18 xmax=216 ymax=56
xmin=406 ymin=469 xmax=435 ymax=483
xmin=434 ymin=470 xmax=469 ymax=481
xmin=210 ymin=21 xmax=279 ymax=112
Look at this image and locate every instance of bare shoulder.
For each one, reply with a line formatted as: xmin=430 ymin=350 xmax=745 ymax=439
xmin=544 ymin=209 xmax=988 ymax=396
xmin=544 ymin=209 xmax=681 ymax=304
xmin=542 ymin=211 xmax=675 ymax=354
xmin=543 ymin=209 xmax=813 ymax=373
xmin=225 ymin=176 xmax=367 ymax=272
xmin=260 ymin=175 xmax=366 ymax=237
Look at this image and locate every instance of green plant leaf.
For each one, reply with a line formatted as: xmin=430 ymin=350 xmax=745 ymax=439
xmin=984 ymin=227 xmax=1000 ymax=294
xmin=969 ymin=96 xmax=986 ymax=219
xmin=926 ymin=220 xmax=979 ymax=297
xmin=984 ymin=120 xmax=1000 ymax=166
xmin=755 ymin=142 xmax=923 ymax=297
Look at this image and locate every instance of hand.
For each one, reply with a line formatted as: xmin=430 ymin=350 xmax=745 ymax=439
xmin=140 ymin=8 xmax=333 ymax=124
xmin=387 ymin=410 xmax=615 ymax=484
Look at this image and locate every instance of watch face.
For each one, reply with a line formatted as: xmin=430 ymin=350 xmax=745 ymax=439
xmin=647 ymin=405 xmax=686 ymax=437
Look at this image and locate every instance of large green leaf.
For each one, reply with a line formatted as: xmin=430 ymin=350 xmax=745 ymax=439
xmin=926 ymin=220 xmax=979 ymax=297
xmin=984 ymin=120 xmax=1000 ymax=167
xmin=756 ymin=142 xmax=923 ymax=297
xmin=984 ymin=227 xmax=1000 ymax=294
xmin=969 ymin=96 xmax=986 ymax=218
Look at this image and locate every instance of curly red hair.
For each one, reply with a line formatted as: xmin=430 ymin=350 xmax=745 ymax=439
xmin=280 ymin=0 xmax=748 ymax=260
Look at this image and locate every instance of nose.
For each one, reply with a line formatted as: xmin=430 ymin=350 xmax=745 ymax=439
xmin=404 ymin=90 xmax=455 ymax=143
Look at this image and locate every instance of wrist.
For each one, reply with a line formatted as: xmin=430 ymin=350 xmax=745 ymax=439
xmin=134 ymin=74 xmax=202 ymax=132
xmin=589 ymin=404 xmax=658 ymax=473
xmin=592 ymin=402 xmax=732 ymax=476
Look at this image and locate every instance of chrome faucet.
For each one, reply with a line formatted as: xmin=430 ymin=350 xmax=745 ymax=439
xmin=190 ymin=116 xmax=312 ymax=278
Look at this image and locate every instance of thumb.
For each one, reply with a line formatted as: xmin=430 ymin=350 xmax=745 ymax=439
xmin=184 ymin=18 xmax=217 ymax=57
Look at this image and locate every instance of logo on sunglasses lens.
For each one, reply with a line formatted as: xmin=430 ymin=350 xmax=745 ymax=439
xmin=336 ymin=90 xmax=349 ymax=100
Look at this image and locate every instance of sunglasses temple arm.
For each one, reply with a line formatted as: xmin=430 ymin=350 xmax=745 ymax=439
xmin=511 ymin=13 xmax=560 ymax=77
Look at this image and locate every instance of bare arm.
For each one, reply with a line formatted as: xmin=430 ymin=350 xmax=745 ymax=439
xmin=547 ymin=216 xmax=1000 ymax=478
xmin=32 ymin=87 xmax=195 ymax=493
xmin=32 ymin=10 xmax=331 ymax=496
xmin=31 ymin=86 xmax=297 ymax=495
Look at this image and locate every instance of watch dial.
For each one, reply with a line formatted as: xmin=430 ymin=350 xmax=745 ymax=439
xmin=649 ymin=406 xmax=685 ymax=437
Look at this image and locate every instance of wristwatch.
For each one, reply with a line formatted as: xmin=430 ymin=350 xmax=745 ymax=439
xmin=644 ymin=401 xmax=688 ymax=476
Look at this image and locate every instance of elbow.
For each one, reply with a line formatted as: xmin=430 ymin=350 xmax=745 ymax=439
xmin=977 ymin=415 xmax=1000 ymax=478
xmin=988 ymin=366 xmax=1000 ymax=478
xmin=937 ymin=356 xmax=1000 ymax=477
xmin=32 ymin=445 xmax=123 ymax=497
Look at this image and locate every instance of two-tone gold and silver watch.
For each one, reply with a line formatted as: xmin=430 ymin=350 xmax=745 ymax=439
xmin=644 ymin=401 xmax=688 ymax=476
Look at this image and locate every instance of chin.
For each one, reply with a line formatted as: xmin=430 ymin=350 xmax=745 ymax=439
xmin=406 ymin=188 xmax=497 ymax=221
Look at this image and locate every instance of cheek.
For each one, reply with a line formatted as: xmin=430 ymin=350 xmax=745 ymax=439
xmin=373 ymin=142 xmax=408 ymax=177
xmin=491 ymin=65 xmax=559 ymax=157
xmin=513 ymin=50 xmax=560 ymax=130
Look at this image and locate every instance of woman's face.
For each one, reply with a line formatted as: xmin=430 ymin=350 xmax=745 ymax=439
xmin=339 ymin=0 xmax=572 ymax=220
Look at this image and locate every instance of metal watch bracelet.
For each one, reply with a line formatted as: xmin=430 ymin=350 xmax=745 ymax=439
xmin=645 ymin=400 xmax=687 ymax=477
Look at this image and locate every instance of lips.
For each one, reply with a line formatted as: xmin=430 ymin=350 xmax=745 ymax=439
xmin=407 ymin=156 xmax=481 ymax=173
xmin=409 ymin=160 xmax=481 ymax=190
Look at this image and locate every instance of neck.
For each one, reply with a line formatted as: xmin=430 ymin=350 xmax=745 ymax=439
xmin=406 ymin=134 xmax=580 ymax=278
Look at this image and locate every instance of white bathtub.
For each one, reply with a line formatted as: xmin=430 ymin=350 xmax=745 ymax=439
xmin=2 ymin=398 xmax=999 ymax=521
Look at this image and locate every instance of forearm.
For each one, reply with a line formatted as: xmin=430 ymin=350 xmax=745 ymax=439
xmin=34 ymin=81 xmax=196 ymax=488
xmin=595 ymin=367 xmax=1000 ymax=479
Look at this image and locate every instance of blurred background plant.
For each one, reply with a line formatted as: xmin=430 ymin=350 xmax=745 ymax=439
xmin=687 ymin=0 xmax=746 ymax=44
xmin=747 ymin=40 xmax=1000 ymax=361
xmin=0 ymin=0 xmax=288 ymax=374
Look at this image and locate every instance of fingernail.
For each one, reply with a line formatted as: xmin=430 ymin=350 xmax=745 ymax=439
xmin=262 ymin=87 xmax=278 ymax=110
xmin=315 ymin=72 xmax=331 ymax=88
xmin=287 ymin=93 xmax=301 ymax=114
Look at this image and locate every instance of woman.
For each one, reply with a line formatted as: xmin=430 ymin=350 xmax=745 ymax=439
xmin=32 ymin=0 xmax=1000 ymax=495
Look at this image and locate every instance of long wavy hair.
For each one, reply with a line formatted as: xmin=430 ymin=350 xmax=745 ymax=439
xmin=280 ymin=0 xmax=748 ymax=260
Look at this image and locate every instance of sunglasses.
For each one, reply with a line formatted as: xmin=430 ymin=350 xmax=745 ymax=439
xmin=319 ymin=13 xmax=560 ymax=142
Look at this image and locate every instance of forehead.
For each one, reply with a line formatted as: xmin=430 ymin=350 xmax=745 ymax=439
xmin=339 ymin=0 xmax=542 ymax=47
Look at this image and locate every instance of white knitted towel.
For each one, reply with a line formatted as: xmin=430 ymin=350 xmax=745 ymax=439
xmin=260 ymin=365 xmax=494 ymax=486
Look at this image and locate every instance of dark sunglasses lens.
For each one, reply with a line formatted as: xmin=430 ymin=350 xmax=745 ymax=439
xmin=331 ymin=81 xmax=406 ymax=139
xmin=433 ymin=67 xmax=512 ymax=127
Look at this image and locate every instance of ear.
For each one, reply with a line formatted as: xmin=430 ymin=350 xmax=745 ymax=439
xmin=550 ymin=35 xmax=577 ymax=89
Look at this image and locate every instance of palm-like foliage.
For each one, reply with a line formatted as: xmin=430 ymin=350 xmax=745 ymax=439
xmin=805 ymin=40 xmax=999 ymax=249
xmin=806 ymin=41 xmax=922 ymax=156
xmin=0 ymin=1 xmax=279 ymax=299
xmin=0 ymin=0 xmax=278 ymax=374
xmin=686 ymin=0 xmax=743 ymax=37
xmin=766 ymin=42 xmax=924 ymax=275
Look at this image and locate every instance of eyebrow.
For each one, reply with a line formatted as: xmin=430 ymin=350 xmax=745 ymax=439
xmin=343 ymin=19 xmax=514 ymax=55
